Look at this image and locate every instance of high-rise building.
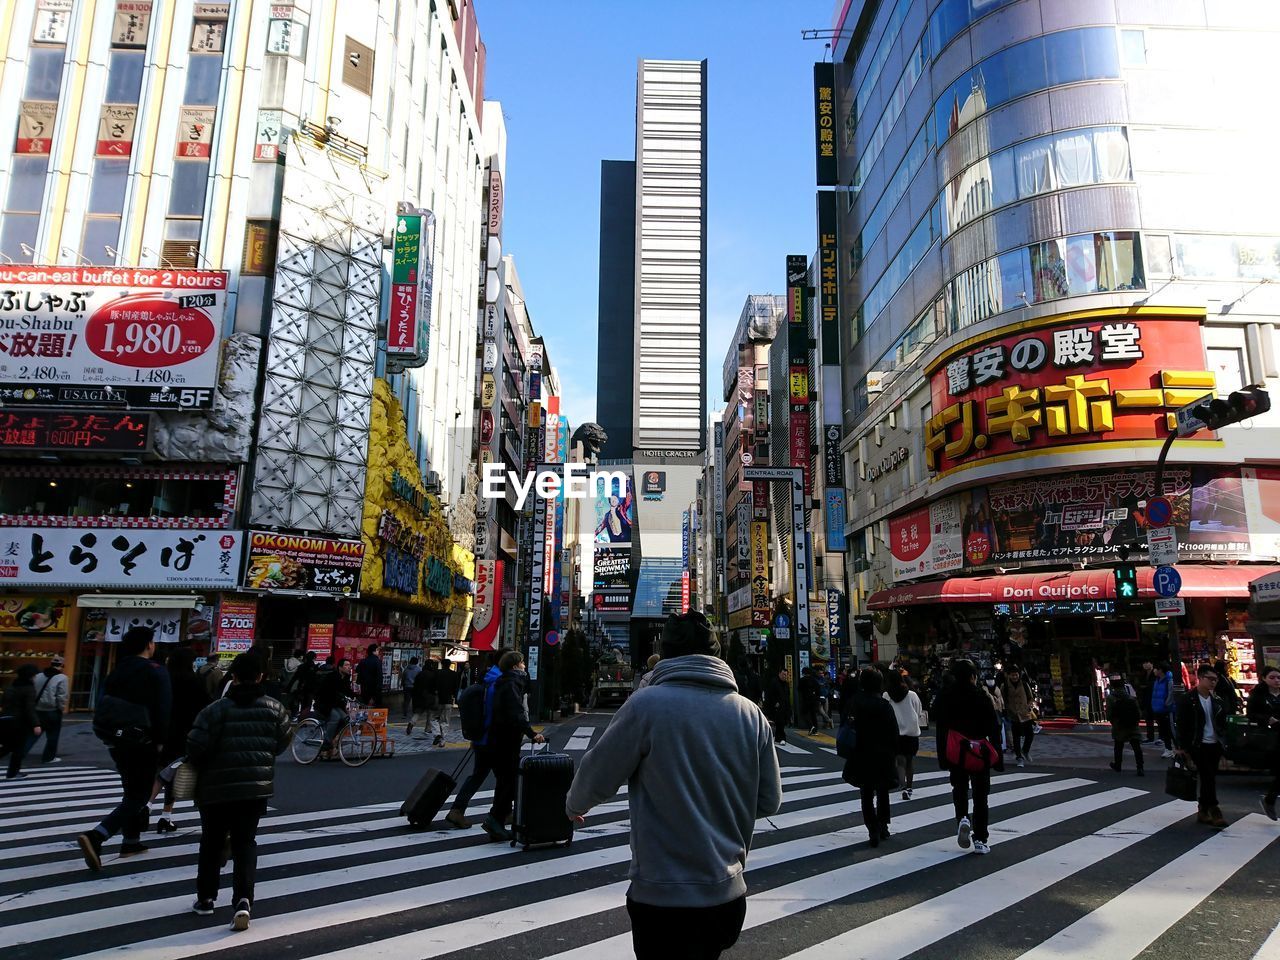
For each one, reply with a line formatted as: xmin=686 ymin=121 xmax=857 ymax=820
xmin=595 ymin=159 xmax=636 ymax=461
xmin=632 ymin=58 xmax=708 ymax=453
xmin=829 ymin=1 xmax=1280 ymax=689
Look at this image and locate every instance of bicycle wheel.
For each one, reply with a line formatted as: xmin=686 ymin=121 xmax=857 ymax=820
xmin=291 ymin=717 xmax=325 ymax=764
xmin=338 ymin=720 xmax=377 ymax=767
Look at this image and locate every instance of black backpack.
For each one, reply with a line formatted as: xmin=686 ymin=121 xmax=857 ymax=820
xmin=93 ymin=694 xmax=153 ymax=747
xmin=457 ymin=681 xmax=487 ymax=741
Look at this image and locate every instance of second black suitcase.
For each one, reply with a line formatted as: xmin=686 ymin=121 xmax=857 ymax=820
xmin=511 ymin=747 xmax=575 ymax=849
xmin=401 ymin=748 xmax=471 ymax=828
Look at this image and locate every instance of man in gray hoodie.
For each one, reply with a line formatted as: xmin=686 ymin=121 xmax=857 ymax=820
xmin=566 ymin=611 xmax=782 ymax=960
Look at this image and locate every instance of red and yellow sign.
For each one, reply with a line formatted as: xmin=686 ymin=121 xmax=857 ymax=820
xmin=925 ymin=309 xmax=1215 ymax=477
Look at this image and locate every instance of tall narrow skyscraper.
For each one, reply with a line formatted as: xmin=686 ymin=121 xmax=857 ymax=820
xmin=595 ymin=159 xmax=637 ymax=462
xmin=632 ymin=58 xmax=708 ymax=452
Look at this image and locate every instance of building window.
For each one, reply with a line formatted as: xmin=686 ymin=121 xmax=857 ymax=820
xmin=24 ymin=48 xmax=65 ymax=99
xmin=1207 ymin=347 xmax=1246 ymax=394
xmin=168 ymin=160 xmax=210 ymax=217
xmin=184 ymin=54 xmax=223 ymax=105
xmin=105 ymin=49 xmax=145 ymax=102
xmin=81 ymin=217 xmax=122 ymax=264
xmin=162 ymin=218 xmax=202 ymax=269
xmin=81 ymin=158 xmax=131 ymax=263
xmin=1121 ymin=29 xmax=1147 ymax=66
xmin=343 ymin=37 xmax=375 ymax=95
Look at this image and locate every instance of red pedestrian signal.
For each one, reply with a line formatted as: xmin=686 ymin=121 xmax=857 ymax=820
xmin=1191 ymin=386 xmax=1271 ymax=430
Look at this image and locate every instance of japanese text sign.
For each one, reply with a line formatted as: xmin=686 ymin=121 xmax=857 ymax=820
xmin=244 ymin=530 xmax=364 ymax=596
xmin=0 ymin=527 xmax=243 ymax=588
xmin=0 ymin=266 xmax=226 ymax=410
xmin=0 ymin=408 xmax=149 ymax=452
xmin=813 ymin=62 xmax=837 ymax=185
xmin=924 ymin=313 xmax=1213 ymax=477
xmin=387 ymin=211 xmax=435 ymax=365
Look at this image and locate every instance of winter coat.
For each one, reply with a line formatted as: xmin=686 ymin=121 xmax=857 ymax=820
xmin=999 ymin=675 xmax=1034 ymax=721
xmin=933 ymin=680 xmax=1001 ymax=772
xmin=1246 ymin=684 xmax=1280 ymax=729
xmin=312 ymin=668 xmax=353 ymax=716
xmin=355 ymin=655 xmax=383 ymax=703
xmin=565 ymin=655 xmax=781 ymax=909
xmin=164 ymin=669 xmax=211 ymax=761
xmin=885 ymin=688 xmax=925 ymax=737
xmin=762 ymin=675 xmax=792 ymax=726
xmin=487 ymin=667 xmax=536 ymax=744
xmin=1106 ymin=691 xmax=1142 ymax=741
xmin=104 ymin=655 xmax=172 ymax=747
xmin=435 ymin=666 xmax=461 ymax=704
xmin=198 ymin=661 xmax=226 ymax=700
xmin=798 ymin=674 xmax=820 ymax=708
xmin=34 ymin=669 xmax=68 ymax=713
xmin=1172 ymin=689 xmax=1228 ymax=752
xmin=841 ymin=691 xmax=898 ymax=790
xmin=401 ymin=663 xmax=422 ymax=696
xmin=1151 ymin=672 xmax=1174 ymax=715
xmin=411 ymin=667 xmax=439 ymax=711
xmin=185 ymin=683 xmax=291 ymax=805
xmin=1 ymin=680 xmax=39 ymax=733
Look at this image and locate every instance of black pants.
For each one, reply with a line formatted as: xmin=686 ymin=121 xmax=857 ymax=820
xmin=1156 ymin=712 xmax=1173 ymax=747
xmin=1113 ymin=737 xmax=1143 ymax=769
xmin=451 ymin=748 xmax=494 ymax=815
xmin=0 ymin=726 xmax=33 ymax=778
xmin=860 ymin=783 xmax=891 ymax=835
xmin=627 ymin=895 xmax=747 ymax=960
xmin=950 ymin=767 xmax=991 ymax=842
xmin=1141 ymin=705 xmax=1156 ymax=741
xmin=33 ymin=709 xmax=63 ymax=762
xmin=489 ymin=739 xmax=522 ymax=822
xmin=1010 ymin=720 xmax=1035 ymax=759
xmin=95 ymin=748 xmax=157 ymax=842
xmin=1196 ymin=742 xmax=1223 ymax=809
xmin=196 ymin=798 xmax=268 ymax=905
xmin=1266 ymin=752 xmax=1279 ymax=805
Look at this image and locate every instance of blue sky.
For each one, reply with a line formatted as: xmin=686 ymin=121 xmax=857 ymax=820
xmin=478 ymin=0 xmax=832 ymax=430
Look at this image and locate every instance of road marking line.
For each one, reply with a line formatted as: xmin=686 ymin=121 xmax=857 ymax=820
xmin=776 ymin=741 xmax=810 ymax=754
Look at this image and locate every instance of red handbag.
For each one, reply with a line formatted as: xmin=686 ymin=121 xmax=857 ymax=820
xmin=945 ymin=729 xmax=999 ymax=772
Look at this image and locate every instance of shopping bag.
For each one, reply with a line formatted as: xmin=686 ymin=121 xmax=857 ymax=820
xmin=1164 ymin=758 xmax=1198 ymax=802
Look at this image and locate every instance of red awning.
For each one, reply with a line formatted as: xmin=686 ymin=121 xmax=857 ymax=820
xmin=866 ymin=565 xmax=1280 ymax=609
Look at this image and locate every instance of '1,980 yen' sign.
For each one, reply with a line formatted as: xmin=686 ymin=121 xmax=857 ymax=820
xmin=0 ymin=266 xmax=227 ymax=410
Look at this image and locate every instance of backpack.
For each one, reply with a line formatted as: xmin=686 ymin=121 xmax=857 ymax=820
xmin=457 ymin=681 xmax=487 ymax=741
xmin=1110 ymin=694 xmax=1141 ymax=728
xmin=93 ymin=694 xmax=153 ymax=748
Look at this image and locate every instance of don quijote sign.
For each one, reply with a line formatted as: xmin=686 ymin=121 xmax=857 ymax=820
xmin=865 ymin=446 xmax=908 ymax=482
xmin=1000 ymin=582 xmax=1103 ymax=601
xmin=0 ymin=266 xmax=226 ymax=410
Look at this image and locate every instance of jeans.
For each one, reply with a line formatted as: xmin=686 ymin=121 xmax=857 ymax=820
xmin=860 ymin=783 xmax=891 ymax=835
xmin=1113 ymin=737 xmax=1143 ymax=769
xmin=626 ymin=895 xmax=747 ymax=960
xmin=322 ymin=707 xmax=346 ymax=748
xmin=196 ymin=798 xmax=268 ymax=905
xmin=401 ymin=691 xmax=414 ymax=721
xmin=95 ymin=748 xmax=158 ymax=842
xmin=31 ymin=709 xmax=62 ymax=762
xmin=1195 ymin=742 xmax=1223 ymax=809
xmin=450 ymin=747 xmax=494 ymax=814
xmin=1011 ymin=720 xmax=1035 ymax=759
xmin=950 ymin=767 xmax=991 ymax=842
xmin=430 ymin=704 xmax=451 ymax=739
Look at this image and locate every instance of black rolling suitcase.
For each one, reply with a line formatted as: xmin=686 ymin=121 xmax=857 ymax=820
xmin=511 ymin=745 xmax=575 ymax=849
xmin=401 ymin=748 xmax=471 ymax=828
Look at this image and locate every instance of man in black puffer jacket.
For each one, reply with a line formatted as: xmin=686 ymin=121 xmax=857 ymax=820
xmin=186 ymin=653 xmax=291 ymax=931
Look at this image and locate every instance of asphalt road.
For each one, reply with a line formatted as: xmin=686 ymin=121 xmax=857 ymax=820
xmin=2 ymin=711 xmax=1278 ymax=960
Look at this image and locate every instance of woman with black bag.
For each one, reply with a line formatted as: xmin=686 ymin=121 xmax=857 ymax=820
xmin=1248 ymin=663 xmax=1280 ymax=820
xmin=840 ymin=667 xmax=899 ymax=847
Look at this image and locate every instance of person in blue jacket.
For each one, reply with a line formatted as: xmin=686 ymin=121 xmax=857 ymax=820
xmin=1151 ymin=662 xmax=1176 ymax=758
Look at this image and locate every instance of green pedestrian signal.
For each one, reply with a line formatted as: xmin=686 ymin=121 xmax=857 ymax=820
xmin=1114 ymin=564 xmax=1139 ymax=607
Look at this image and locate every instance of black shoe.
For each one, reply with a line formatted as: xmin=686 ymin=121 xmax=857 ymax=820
xmin=432 ymin=735 xmax=443 ymax=747
xmin=77 ymin=831 xmax=104 ymax=872
xmin=119 ymin=841 xmax=149 ymax=858
xmin=1136 ymin=767 xmax=1145 ymax=777
xmin=879 ymin=826 xmax=891 ymax=840
xmin=156 ymin=817 xmax=177 ymax=834
xmin=809 ymin=727 xmax=818 ymax=735
xmin=192 ymin=899 xmax=215 ymax=916
xmin=231 ymin=898 xmax=251 ymax=931
xmin=868 ymin=831 xmax=880 ymax=848
xmin=1109 ymin=761 xmax=1121 ymax=773
xmin=1262 ymin=796 xmax=1278 ymax=821
xmin=4 ymin=772 xmax=28 ymax=781
xmin=481 ymin=815 xmax=512 ymax=843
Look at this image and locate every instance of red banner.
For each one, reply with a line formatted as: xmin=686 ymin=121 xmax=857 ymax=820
xmin=925 ymin=312 xmax=1214 ymax=477
xmin=472 ymin=558 xmax=503 ymax=650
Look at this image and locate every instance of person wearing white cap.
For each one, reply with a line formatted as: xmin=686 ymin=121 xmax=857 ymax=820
xmin=33 ymin=654 xmax=69 ymax=763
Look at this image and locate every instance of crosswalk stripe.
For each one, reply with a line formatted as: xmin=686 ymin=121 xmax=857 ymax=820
xmin=0 ymin=776 xmax=121 ymax=797
xmin=775 ymin=740 xmax=810 ymax=754
xmin=785 ymin=801 xmax=1196 ymax=959
xmin=563 ymin=726 xmax=595 ymax=750
xmin=0 ymin=791 xmax=154 ymax=815
xmin=1014 ymin=816 xmax=1277 ymax=960
xmin=322 ymin=780 xmax=1119 ymax=960
xmin=0 ymin=798 xmax=197 ymax=830
xmin=1255 ymin=917 xmax=1280 ymax=960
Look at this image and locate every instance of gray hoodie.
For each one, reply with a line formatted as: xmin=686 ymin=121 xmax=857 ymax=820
xmin=565 ymin=654 xmax=782 ymax=908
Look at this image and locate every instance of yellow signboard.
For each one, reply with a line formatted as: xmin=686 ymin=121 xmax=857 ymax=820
xmin=481 ymin=374 xmax=496 ymax=409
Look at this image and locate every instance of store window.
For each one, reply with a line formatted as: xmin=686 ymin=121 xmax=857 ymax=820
xmin=1207 ymin=346 xmax=1246 ymax=394
xmin=0 ymin=467 xmax=233 ymax=524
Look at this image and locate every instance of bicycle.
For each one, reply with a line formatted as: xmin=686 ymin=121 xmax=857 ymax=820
xmin=291 ymin=699 xmax=378 ymax=767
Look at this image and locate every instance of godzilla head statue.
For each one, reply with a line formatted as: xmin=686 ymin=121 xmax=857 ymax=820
xmin=571 ymin=422 xmax=608 ymax=464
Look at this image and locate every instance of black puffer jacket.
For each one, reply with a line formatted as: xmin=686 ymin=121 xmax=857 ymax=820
xmin=186 ymin=683 xmax=291 ymax=805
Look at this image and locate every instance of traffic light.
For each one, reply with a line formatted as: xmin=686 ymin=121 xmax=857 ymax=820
xmin=1114 ymin=564 xmax=1139 ymax=608
xmin=1191 ymin=386 xmax=1271 ymax=430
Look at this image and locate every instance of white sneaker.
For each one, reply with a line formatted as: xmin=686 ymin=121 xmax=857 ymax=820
xmin=973 ymin=841 xmax=991 ymax=855
xmin=957 ymin=816 xmax=972 ymax=849
xmin=1016 ymin=757 xmax=1025 ymax=768
xmin=44 ymin=757 xmax=62 ymax=764
xmin=1161 ymin=749 xmax=1174 ymax=759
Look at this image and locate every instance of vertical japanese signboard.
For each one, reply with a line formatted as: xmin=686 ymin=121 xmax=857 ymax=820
xmin=750 ymin=520 xmax=770 ymax=626
xmin=386 ymin=207 xmax=435 ymax=369
xmin=813 ymin=62 xmax=838 ymax=186
xmin=786 ymin=255 xmax=812 ymax=496
xmin=817 ymin=190 xmax=844 ymax=496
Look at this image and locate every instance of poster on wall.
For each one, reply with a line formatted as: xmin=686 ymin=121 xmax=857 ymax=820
xmin=0 ymin=596 xmax=69 ymax=633
xmin=889 ymin=499 xmax=963 ymax=581
xmin=592 ymin=546 xmax=631 ymax=612
xmin=0 ymin=266 xmax=227 ymax=410
xmin=243 ymin=530 xmax=364 ymax=595
xmin=593 ymin=474 xmax=634 ymax=544
xmin=216 ymin=597 xmax=257 ymax=652
xmin=106 ymin=609 xmax=182 ymax=643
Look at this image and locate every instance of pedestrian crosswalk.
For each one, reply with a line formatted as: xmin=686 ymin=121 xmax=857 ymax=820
xmin=1 ymin=760 xmax=1277 ymax=960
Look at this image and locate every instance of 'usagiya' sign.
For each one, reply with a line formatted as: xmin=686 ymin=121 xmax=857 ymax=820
xmin=924 ymin=309 xmax=1214 ymax=477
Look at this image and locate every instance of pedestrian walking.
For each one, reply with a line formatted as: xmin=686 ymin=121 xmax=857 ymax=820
xmin=1152 ymin=662 xmax=1176 ymax=758
xmin=1173 ymin=663 xmax=1230 ymax=829
xmin=355 ymin=643 xmax=384 ymax=707
xmin=885 ymin=668 xmax=926 ymax=800
xmin=446 ymin=650 xmax=545 ymax=839
xmin=1212 ymin=658 xmax=1240 ymax=715
xmin=400 ymin=656 xmax=422 ymax=723
xmin=998 ymin=665 xmax=1035 ymax=766
xmin=186 ymin=653 xmax=292 ymax=930
xmin=31 ymin=654 xmax=68 ymax=764
xmin=1106 ymin=674 xmax=1144 ymax=776
xmin=934 ymin=658 xmax=1002 ymax=855
xmin=432 ymin=660 xmax=460 ymax=746
xmin=77 ymin=627 xmax=172 ymax=870
xmin=284 ymin=650 xmax=318 ymax=718
xmin=1247 ymin=663 xmax=1280 ymax=820
xmin=1138 ymin=659 xmax=1159 ymax=743
xmin=280 ymin=649 xmax=302 ymax=694
xmin=566 ymin=611 xmax=782 ymax=960
xmin=636 ymin=654 xmax=661 ymax=690
xmin=152 ymin=647 xmax=210 ymax=832
xmin=0 ymin=664 xmax=43 ymax=780
xmin=407 ymin=659 xmax=438 ymax=739
xmin=799 ymin=667 xmax=821 ymax=735
xmin=198 ymin=653 xmax=226 ymax=701
xmin=313 ymin=658 xmax=355 ymax=757
xmin=762 ymin=666 xmax=791 ymax=744
xmin=815 ymin=668 xmax=834 ymax=729
xmin=842 ymin=667 xmax=898 ymax=846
